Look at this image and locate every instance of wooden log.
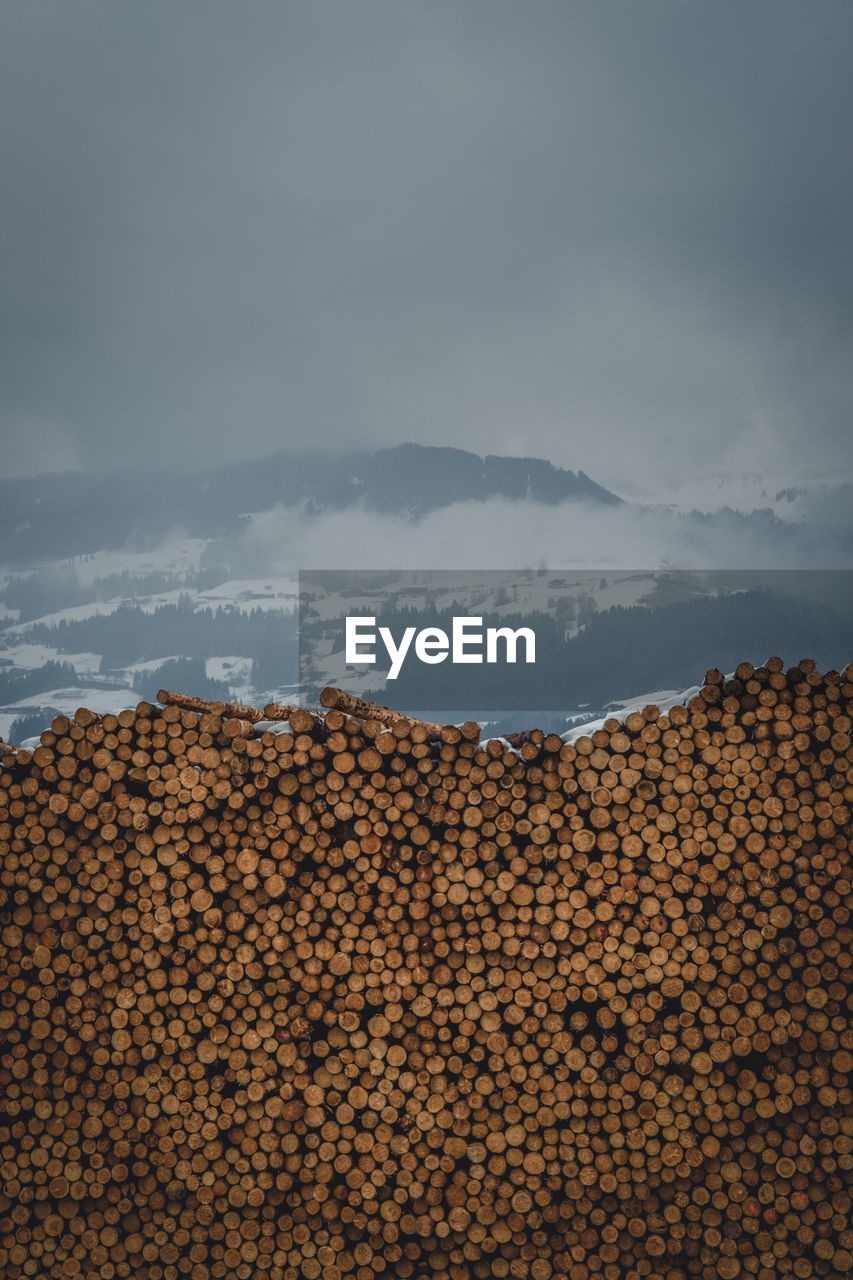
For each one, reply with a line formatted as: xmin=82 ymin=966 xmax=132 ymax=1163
xmin=261 ymin=702 xmax=322 ymax=733
xmin=156 ymin=687 xmax=265 ymax=722
xmin=319 ymin=685 xmax=456 ymax=739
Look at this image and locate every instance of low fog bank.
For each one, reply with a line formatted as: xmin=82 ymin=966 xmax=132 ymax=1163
xmin=208 ymin=494 xmax=853 ymax=577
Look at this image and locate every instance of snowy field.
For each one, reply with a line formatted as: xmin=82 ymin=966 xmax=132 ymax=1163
xmin=1 ymin=580 xmax=297 ymax=636
xmin=0 ymin=684 xmax=139 ymax=742
xmin=47 ymin=535 xmax=210 ymax=585
xmin=0 ymin=643 xmax=103 ymax=674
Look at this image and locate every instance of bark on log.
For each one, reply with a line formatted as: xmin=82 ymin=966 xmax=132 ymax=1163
xmin=157 ymin=687 xmax=265 ymax=722
xmin=262 ymin=703 xmax=322 ymax=732
xmin=319 ymin=684 xmax=457 ymax=738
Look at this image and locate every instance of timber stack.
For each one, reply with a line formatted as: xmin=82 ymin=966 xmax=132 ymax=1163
xmin=0 ymin=657 xmax=850 ymax=1279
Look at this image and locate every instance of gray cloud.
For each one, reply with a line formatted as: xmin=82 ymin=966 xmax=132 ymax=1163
xmin=220 ymin=494 xmax=853 ymax=575
xmin=1 ymin=1 xmax=851 ymax=494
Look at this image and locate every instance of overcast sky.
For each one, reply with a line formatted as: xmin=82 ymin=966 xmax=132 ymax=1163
xmin=1 ymin=1 xmax=851 ymax=495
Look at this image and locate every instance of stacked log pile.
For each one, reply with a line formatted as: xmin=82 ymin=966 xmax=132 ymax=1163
xmin=0 ymin=657 xmax=850 ymax=1279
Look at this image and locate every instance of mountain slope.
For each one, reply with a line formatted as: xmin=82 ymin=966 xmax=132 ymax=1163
xmin=0 ymin=444 xmax=622 ymax=563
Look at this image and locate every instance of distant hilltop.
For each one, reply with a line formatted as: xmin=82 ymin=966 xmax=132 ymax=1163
xmin=207 ymin=443 xmax=624 ymax=516
xmin=0 ymin=444 xmax=622 ymax=562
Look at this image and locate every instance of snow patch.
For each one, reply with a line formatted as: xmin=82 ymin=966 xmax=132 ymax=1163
xmin=0 ymin=643 xmax=103 ymax=675
xmin=560 ymin=685 xmax=703 ymax=743
xmin=50 ymin=535 xmax=210 ymax=586
xmin=206 ymin=656 xmax=254 ymax=683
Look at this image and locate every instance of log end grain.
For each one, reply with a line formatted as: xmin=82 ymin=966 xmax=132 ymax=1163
xmin=0 ymin=657 xmax=850 ymax=1278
